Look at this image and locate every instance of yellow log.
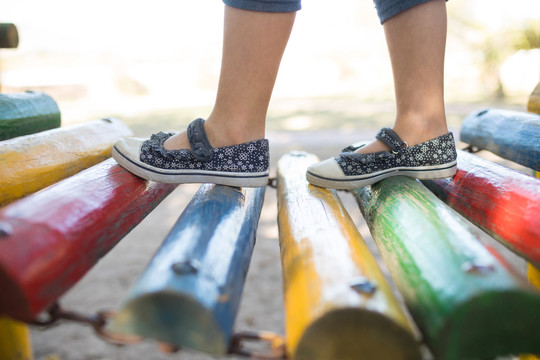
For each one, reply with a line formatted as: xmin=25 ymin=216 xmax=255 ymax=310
xmin=276 ymin=151 xmax=421 ymax=360
xmin=0 ymin=118 xmax=132 ymax=206
xmin=0 ymin=317 xmax=32 ymax=360
xmin=528 ymin=82 xmax=540 ymax=114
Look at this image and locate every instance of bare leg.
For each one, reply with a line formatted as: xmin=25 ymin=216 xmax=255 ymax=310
xmin=358 ymin=0 xmax=448 ymax=154
xmin=164 ymin=6 xmax=296 ymax=150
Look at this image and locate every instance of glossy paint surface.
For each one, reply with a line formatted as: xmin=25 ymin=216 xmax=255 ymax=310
xmin=277 ymin=152 xmax=420 ymax=360
xmin=460 ymin=108 xmax=540 ymax=170
xmin=111 ymin=184 xmax=265 ymax=355
xmin=423 ymin=150 xmax=540 ymax=267
xmin=0 ymin=159 xmax=176 ymax=321
xmin=353 ymin=176 xmax=540 ymax=360
xmin=0 ymin=91 xmax=60 ymax=141
xmin=0 ymin=117 xmax=132 ymax=206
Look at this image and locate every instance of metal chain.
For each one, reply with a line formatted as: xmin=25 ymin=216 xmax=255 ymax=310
xmin=267 ymin=177 xmax=278 ymax=189
xmin=463 ymin=145 xmax=480 ymax=153
xmin=229 ymin=331 xmax=287 ymax=359
xmin=31 ymin=302 xmax=142 ymax=346
xmin=30 ymin=302 xmax=287 ymax=358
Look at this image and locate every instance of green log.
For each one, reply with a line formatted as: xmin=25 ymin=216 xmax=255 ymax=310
xmin=352 ymin=176 xmax=540 ymax=360
xmin=0 ymin=91 xmax=61 ymax=140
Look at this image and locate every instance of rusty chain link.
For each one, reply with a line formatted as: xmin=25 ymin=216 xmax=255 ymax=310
xmin=29 ymin=302 xmax=287 ymax=359
xmin=229 ymin=331 xmax=287 ymax=359
xmin=267 ymin=177 xmax=278 ymax=189
xmin=31 ymin=302 xmax=142 ymax=346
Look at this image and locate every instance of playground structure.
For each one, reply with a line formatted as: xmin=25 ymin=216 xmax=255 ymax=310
xmin=1 ymin=22 xmax=540 ymax=360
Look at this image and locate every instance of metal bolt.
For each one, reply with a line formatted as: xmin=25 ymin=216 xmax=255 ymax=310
xmin=289 ymin=151 xmax=308 ymax=157
xmin=461 ymin=261 xmax=494 ymax=275
xmin=171 ymin=260 xmax=199 ymax=275
xmin=476 ymin=109 xmax=489 ymax=117
xmin=350 ymin=276 xmax=377 ymax=295
xmin=0 ymin=221 xmax=13 ymax=238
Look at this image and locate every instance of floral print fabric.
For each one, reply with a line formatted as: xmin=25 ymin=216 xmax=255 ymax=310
xmin=337 ymin=132 xmax=457 ymax=176
xmin=139 ymin=132 xmax=269 ymax=173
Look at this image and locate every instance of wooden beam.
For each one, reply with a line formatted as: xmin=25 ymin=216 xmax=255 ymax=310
xmin=0 ymin=159 xmax=176 ymax=321
xmin=110 ymin=184 xmax=265 ymax=356
xmin=460 ymin=108 xmax=540 ymax=171
xmin=277 ymin=152 xmax=421 ymax=360
xmin=0 ymin=24 xmax=18 ymax=49
xmin=352 ymin=176 xmax=540 ymax=360
xmin=0 ymin=91 xmax=61 ymax=141
xmin=422 ymin=150 xmax=540 ymax=267
xmin=0 ymin=118 xmax=132 ymax=206
xmin=528 ymin=82 xmax=540 ymax=115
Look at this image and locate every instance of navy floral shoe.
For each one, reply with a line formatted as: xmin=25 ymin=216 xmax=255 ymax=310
xmin=112 ymin=118 xmax=270 ymax=187
xmin=306 ymin=127 xmax=457 ymax=190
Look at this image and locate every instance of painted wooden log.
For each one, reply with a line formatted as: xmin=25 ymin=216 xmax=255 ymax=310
xmin=0 ymin=117 xmax=132 ymax=206
xmin=0 ymin=23 xmax=18 ymax=48
xmin=110 ymin=184 xmax=265 ymax=356
xmin=277 ymin=152 xmax=421 ymax=360
xmin=352 ymin=176 xmax=540 ymax=360
xmin=528 ymin=82 xmax=540 ymax=114
xmin=0 ymin=317 xmax=32 ymax=360
xmin=0 ymin=159 xmax=176 ymax=321
xmin=421 ymin=150 xmax=540 ymax=267
xmin=0 ymin=91 xmax=61 ymax=141
xmin=460 ymin=108 xmax=540 ymax=171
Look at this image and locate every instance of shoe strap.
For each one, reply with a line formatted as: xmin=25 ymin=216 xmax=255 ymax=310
xmin=187 ymin=118 xmax=214 ymax=162
xmin=375 ymin=128 xmax=408 ymax=154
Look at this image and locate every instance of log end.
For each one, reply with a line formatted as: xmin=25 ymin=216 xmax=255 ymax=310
xmin=438 ymin=289 xmax=540 ymax=360
xmin=293 ymin=308 xmax=422 ymax=360
xmin=110 ymin=291 xmax=228 ymax=355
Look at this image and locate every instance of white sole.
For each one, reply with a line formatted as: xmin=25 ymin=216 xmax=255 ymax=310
xmin=306 ymin=161 xmax=457 ymax=190
xmin=112 ymin=145 xmax=269 ymax=188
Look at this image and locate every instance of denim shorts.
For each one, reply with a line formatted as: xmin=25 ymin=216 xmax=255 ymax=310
xmin=222 ymin=0 xmax=444 ymax=23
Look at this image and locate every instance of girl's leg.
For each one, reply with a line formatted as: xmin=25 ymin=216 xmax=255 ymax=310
xmin=357 ymin=0 xmax=448 ymax=154
xmin=306 ymin=0 xmax=456 ymax=190
xmin=164 ymin=6 xmax=296 ymax=150
xmin=112 ymin=4 xmax=296 ymax=186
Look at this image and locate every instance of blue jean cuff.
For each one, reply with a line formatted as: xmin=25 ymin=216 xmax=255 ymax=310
xmin=374 ymin=0 xmax=447 ymax=24
xmin=223 ymin=0 xmax=301 ymax=13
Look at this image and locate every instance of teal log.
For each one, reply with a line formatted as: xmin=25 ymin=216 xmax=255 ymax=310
xmin=0 ymin=91 xmax=61 ymax=140
xmin=460 ymin=108 xmax=540 ymax=171
xmin=422 ymin=150 xmax=540 ymax=267
xmin=110 ymin=184 xmax=266 ymax=356
xmin=352 ymin=176 xmax=540 ymax=360
xmin=0 ymin=23 xmax=18 ymax=48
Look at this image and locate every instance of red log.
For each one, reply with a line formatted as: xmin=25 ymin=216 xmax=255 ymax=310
xmin=422 ymin=150 xmax=540 ymax=267
xmin=0 ymin=159 xmax=176 ymax=321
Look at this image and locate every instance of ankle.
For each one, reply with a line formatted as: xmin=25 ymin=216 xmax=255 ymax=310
xmin=393 ymin=114 xmax=448 ymax=147
xmin=205 ymin=116 xmax=265 ymax=148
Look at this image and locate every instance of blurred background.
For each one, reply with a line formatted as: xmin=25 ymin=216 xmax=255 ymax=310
xmin=2 ymin=0 xmax=539 ymax=134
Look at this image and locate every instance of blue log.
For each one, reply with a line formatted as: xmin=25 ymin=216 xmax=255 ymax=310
xmin=460 ymin=108 xmax=540 ymax=171
xmin=110 ymin=184 xmax=266 ymax=356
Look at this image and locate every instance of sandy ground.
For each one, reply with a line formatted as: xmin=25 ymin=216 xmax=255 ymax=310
xmin=29 ymin=129 xmax=381 ymax=360
xmin=27 ymin=120 xmax=531 ymax=360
